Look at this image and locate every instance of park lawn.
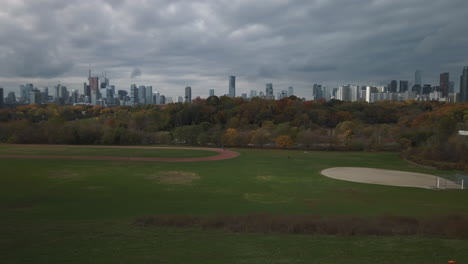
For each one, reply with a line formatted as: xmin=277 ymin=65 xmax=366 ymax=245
xmin=0 ymin=144 xmax=218 ymax=158
xmin=1 ymin=147 xmax=467 ymax=263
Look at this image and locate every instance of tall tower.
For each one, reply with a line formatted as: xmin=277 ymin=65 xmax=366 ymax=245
xmin=389 ymin=80 xmax=398 ymax=93
xmin=266 ymin=83 xmax=273 ymax=95
xmin=185 ymin=86 xmax=192 ymax=103
xmin=229 ymin=76 xmax=235 ymax=97
xmin=461 ymin=66 xmax=468 ymax=102
xmin=0 ymin=87 xmax=4 ymax=109
xmin=439 ymin=72 xmax=449 ymax=98
xmin=399 ymin=80 xmax=409 ymax=93
xmin=288 ymin=86 xmax=294 ymax=97
xmin=415 ymin=70 xmax=422 ymax=86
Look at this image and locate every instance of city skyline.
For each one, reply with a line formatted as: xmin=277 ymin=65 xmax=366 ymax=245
xmin=0 ymin=0 xmax=467 ymax=99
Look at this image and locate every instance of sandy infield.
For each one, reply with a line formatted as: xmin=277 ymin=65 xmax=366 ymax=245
xmin=321 ymin=167 xmax=460 ymax=189
xmin=0 ymin=144 xmax=239 ymax=163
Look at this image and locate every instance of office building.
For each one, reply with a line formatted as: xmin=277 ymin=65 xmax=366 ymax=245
xmin=312 ymin=84 xmax=323 ymax=100
xmin=440 ymin=72 xmax=449 ymax=98
xmin=399 ymin=80 xmax=409 ymax=93
xmin=29 ymin=89 xmax=41 ymax=104
xmin=209 ymin=89 xmax=215 ymax=97
xmin=266 ymin=83 xmax=273 ymax=95
xmin=250 ymin=90 xmax=257 ymax=98
xmin=0 ymin=88 xmax=3 ymax=108
xmin=130 ymin=84 xmax=138 ymax=106
xmin=146 ymin=86 xmax=153 ymax=104
xmin=185 ymin=86 xmax=192 ymax=103
xmin=337 ymin=85 xmax=351 ymax=101
xmin=449 ymin=81 xmax=455 ymax=94
xmin=422 ymin=84 xmax=432 ymax=95
xmin=389 ymin=80 xmax=398 ymax=93
xmin=288 ymin=86 xmax=294 ymax=97
xmin=461 ymin=66 xmax=468 ymax=102
xmin=228 ymin=76 xmax=235 ymax=97
xmin=415 ymin=70 xmax=422 ymax=86
xmin=138 ymin=86 xmax=146 ymax=104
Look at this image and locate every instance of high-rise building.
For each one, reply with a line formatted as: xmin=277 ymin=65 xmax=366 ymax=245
xmin=415 ymin=70 xmax=422 ymax=86
xmin=449 ymin=81 xmax=455 ymax=94
xmin=279 ymin=90 xmax=288 ymax=99
xmin=422 ymin=84 xmax=432 ymax=95
xmin=229 ymin=76 xmax=236 ymax=97
xmin=312 ymin=84 xmax=323 ymax=100
xmin=178 ymin=96 xmax=184 ymax=103
xmin=89 ymin=77 xmax=99 ymax=94
xmin=250 ymin=90 xmax=257 ymax=98
xmin=185 ymin=86 xmax=192 ymax=103
xmin=439 ymin=72 xmax=449 ymax=98
xmin=29 ymin=89 xmax=41 ymax=104
xmin=337 ymin=85 xmax=351 ymax=101
xmin=209 ymin=89 xmax=215 ymax=97
xmin=130 ymin=84 xmax=138 ymax=105
xmin=461 ymin=66 xmax=468 ymax=102
xmin=154 ymin=92 xmax=161 ymax=105
xmin=20 ymin=84 xmax=33 ymax=101
xmin=5 ymin=92 xmax=16 ymax=104
xmin=0 ymin=88 xmax=3 ymax=108
xmin=146 ymin=86 xmax=153 ymax=104
xmin=288 ymin=86 xmax=294 ymax=97
xmin=266 ymin=83 xmax=273 ymax=95
xmin=412 ymin=84 xmax=422 ymax=95
xmin=138 ymin=86 xmax=146 ymax=104
xmin=389 ymin=80 xmax=398 ymax=93
xmin=399 ymin=80 xmax=409 ymax=93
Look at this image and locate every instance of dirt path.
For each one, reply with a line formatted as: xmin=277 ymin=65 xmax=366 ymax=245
xmin=321 ymin=167 xmax=461 ymax=190
xmin=0 ymin=144 xmax=240 ymax=163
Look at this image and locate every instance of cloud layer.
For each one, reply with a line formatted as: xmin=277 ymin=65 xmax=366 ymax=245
xmin=1 ymin=0 xmax=467 ymax=98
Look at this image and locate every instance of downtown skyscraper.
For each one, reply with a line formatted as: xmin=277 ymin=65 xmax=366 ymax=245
xmin=461 ymin=66 xmax=468 ymax=102
xmin=228 ymin=76 xmax=235 ymax=98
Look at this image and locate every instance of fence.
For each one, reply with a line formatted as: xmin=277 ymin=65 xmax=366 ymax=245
xmin=435 ymin=173 xmax=467 ymax=190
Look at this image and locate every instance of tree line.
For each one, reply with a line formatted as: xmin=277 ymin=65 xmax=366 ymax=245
xmin=0 ymin=96 xmax=467 ymax=171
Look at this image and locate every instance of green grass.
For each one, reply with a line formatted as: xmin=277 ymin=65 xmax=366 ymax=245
xmin=0 ymin=145 xmax=218 ymax=158
xmin=1 ymin=146 xmax=467 ymax=263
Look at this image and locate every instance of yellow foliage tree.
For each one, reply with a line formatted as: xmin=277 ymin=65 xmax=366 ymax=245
xmin=275 ymin=135 xmax=294 ymax=148
xmin=223 ymin=128 xmax=239 ymax=147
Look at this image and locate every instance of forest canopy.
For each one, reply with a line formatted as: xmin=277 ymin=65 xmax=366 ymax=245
xmin=1 ymin=97 xmax=467 ymax=171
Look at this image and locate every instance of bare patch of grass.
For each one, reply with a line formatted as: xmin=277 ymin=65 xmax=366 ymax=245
xmin=48 ymin=170 xmax=81 ymax=180
xmin=146 ymin=171 xmax=200 ymax=185
xmin=256 ymin=175 xmax=273 ymax=181
xmin=244 ymin=193 xmax=293 ymax=203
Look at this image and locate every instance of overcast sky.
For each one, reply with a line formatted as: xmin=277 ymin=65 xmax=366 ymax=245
xmin=1 ymin=0 xmax=468 ymax=99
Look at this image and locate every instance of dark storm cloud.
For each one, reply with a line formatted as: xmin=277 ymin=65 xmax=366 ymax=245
xmin=130 ymin=68 xmax=142 ymax=79
xmin=0 ymin=0 xmax=467 ymax=97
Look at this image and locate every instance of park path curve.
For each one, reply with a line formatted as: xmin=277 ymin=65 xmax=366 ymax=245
xmin=0 ymin=144 xmax=240 ymax=163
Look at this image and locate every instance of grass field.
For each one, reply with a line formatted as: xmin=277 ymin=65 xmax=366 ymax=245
xmin=1 ymin=145 xmax=468 ymax=263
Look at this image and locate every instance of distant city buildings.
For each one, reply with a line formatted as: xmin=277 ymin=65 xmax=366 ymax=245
xmin=3 ymin=66 xmax=468 ymax=107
